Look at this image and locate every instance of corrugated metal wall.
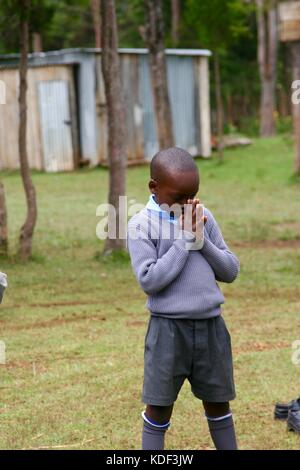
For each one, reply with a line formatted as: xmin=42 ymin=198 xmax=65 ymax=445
xmin=98 ymin=53 xmax=208 ymax=164
xmin=138 ymin=55 xmax=158 ymax=160
xmin=167 ymin=56 xmax=198 ymax=156
xmin=38 ymin=80 xmax=74 ymax=172
xmin=0 ymin=65 xmax=78 ymax=171
xmin=0 ymin=50 xmax=211 ymax=172
xmin=96 ymin=54 xmax=146 ymax=166
xmin=138 ymin=55 xmax=200 ymax=160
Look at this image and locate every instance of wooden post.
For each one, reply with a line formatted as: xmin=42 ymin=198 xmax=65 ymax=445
xmin=198 ymin=57 xmax=211 ymax=158
xmin=144 ymin=0 xmax=174 ymax=149
xmin=256 ymin=0 xmax=278 ymax=137
xmin=101 ymin=0 xmax=127 ymax=252
xmin=32 ymin=32 xmax=43 ymax=53
xmin=19 ymin=0 xmax=38 ymax=261
xmin=290 ymin=42 xmax=300 ymax=174
xmin=90 ymin=0 xmax=101 ymax=49
xmin=171 ymin=0 xmax=180 ymax=47
xmin=279 ymin=1 xmax=300 ymax=174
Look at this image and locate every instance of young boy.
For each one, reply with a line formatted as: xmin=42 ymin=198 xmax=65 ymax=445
xmin=126 ymin=147 xmax=240 ymax=450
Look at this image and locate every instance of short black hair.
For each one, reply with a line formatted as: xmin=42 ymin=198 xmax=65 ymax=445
xmin=150 ymin=147 xmax=198 ymax=181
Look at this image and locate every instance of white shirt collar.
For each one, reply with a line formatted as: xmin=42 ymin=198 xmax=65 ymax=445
xmin=145 ymin=194 xmax=178 ymax=224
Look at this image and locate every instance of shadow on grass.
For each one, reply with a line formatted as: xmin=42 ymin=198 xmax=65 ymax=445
xmin=288 ymin=172 xmax=300 ymax=186
xmin=0 ymin=252 xmax=47 ymax=266
xmin=93 ymin=248 xmax=130 ymax=265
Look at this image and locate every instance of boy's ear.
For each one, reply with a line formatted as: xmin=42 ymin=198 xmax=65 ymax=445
xmin=149 ymin=178 xmax=158 ymax=193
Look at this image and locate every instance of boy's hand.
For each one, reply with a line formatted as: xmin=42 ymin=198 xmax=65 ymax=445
xmin=179 ymin=198 xmax=207 ymax=235
xmin=187 ymin=198 xmax=208 ymax=227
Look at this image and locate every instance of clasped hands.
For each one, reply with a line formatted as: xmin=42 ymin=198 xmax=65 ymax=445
xmin=179 ymin=198 xmax=208 ymax=246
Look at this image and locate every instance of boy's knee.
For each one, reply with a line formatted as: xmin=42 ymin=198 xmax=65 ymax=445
xmin=141 ymin=410 xmax=171 ymax=431
xmin=145 ymin=404 xmax=174 ymax=424
xmin=202 ymin=401 xmax=230 ymax=418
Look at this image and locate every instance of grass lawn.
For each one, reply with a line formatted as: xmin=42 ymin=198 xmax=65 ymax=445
xmin=0 ymin=135 xmax=300 ymax=450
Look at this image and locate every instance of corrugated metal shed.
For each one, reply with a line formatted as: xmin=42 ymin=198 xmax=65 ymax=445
xmin=0 ymin=48 xmax=212 ymax=172
xmin=0 ymin=63 xmax=78 ymax=171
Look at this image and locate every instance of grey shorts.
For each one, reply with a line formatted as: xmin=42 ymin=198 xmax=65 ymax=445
xmin=142 ymin=315 xmax=236 ymax=406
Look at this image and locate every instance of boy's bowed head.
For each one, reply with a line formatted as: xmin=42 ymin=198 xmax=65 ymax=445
xmin=149 ymin=147 xmax=207 ymax=230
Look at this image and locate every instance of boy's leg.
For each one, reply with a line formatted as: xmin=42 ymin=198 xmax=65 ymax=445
xmin=203 ymin=401 xmax=238 ymax=450
xmin=189 ymin=317 xmax=237 ymax=449
xmin=142 ymin=404 xmax=173 ymax=450
xmin=141 ymin=317 xmax=189 ymax=450
xmin=146 ymin=404 xmax=174 ymax=423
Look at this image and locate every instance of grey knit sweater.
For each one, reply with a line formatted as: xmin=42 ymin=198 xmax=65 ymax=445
xmin=126 ymin=206 xmax=240 ymax=320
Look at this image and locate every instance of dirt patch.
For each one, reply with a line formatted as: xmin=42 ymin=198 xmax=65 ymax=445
xmin=232 ymin=239 xmax=300 ymax=249
xmin=1 ymin=353 xmax=105 ymax=370
xmin=1 ymin=314 xmax=107 ymax=332
xmin=225 ymin=287 xmax=300 ymax=302
xmin=2 ymin=359 xmax=47 ymax=374
xmin=2 ymin=300 xmax=104 ymax=310
xmin=273 ymin=221 xmax=300 ymax=231
xmin=234 ymin=340 xmax=289 ymax=354
xmin=29 ymin=300 xmax=102 ymax=308
xmin=125 ymin=320 xmax=146 ymax=328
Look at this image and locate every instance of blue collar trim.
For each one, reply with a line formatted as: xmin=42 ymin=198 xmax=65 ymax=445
xmin=145 ymin=194 xmax=178 ymax=224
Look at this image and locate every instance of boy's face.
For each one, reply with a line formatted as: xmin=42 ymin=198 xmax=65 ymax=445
xmin=149 ymin=170 xmax=199 ymax=215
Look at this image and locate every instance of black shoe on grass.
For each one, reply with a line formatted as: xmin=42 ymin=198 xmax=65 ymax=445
xmin=274 ymin=398 xmax=300 ymax=420
xmin=287 ymin=399 xmax=300 ymax=434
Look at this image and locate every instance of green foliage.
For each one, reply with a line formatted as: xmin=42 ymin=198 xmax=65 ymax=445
xmin=30 ymin=0 xmax=56 ymax=35
xmin=180 ymin=0 xmax=259 ymax=135
xmin=182 ymin=0 xmax=252 ymax=51
xmin=116 ymin=0 xmax=145 ymax=47
xmin=44 ymin=0 xmax=94 ymax=50
xmin=0 ymin=0 xmax=22 ymax=53
xmin=0 ymin=0 xmax=94 ymax=53
xmin=276 ymin=116 xmax=293 ymax=135
xmin=238 ymin=116 xmax=260 ymax=137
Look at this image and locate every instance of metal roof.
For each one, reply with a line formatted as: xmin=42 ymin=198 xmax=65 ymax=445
xmin=0 ymin=61 xmax=77 ymax=70
xmin=0 ymin=47 xmax=212 ymax=62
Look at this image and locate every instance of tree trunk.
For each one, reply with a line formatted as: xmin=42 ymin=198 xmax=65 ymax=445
xmin=101 ymin=0 xmax=127 ymax=253
xmin=32 ymin=32 xmax=42 ymax=52
xmin=290 ymin=41 xmax=300 ymax=175
xmin=19 ymin=0 xmax=38 ymax=261
xmin=214 ymin=51 xmax=224 ymax=162
xmin=0 ymin=182 xmax=8 ymax=257
xmin=256 ymin=0 xmax=278 ymax=137
xmin=171 ymin=0 xmax=180 ymax=47
xmin=278 ymin=86 xmax=289 ymax=118
xmin=90 ymin=0 xmax=101 ymax=48
xmin=226 ymin=92 xmax=234 ymax=128
xmin=145 ymin=0 xmax=174 ymax=149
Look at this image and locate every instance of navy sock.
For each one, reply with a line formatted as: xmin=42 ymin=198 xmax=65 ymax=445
xmin=141 ymin=411 xmax=170 ymax=450
xmin=206 ymin=413 xmax=238 ymax=450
